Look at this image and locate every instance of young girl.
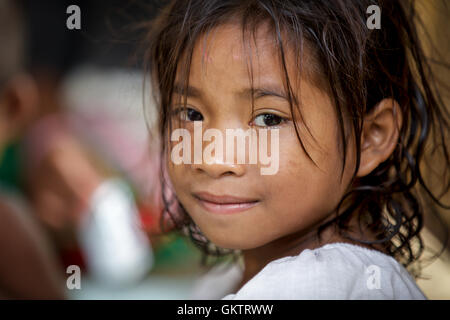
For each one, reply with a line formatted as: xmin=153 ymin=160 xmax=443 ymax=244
xmin=145 ymin=0 xmax=450 ymax=299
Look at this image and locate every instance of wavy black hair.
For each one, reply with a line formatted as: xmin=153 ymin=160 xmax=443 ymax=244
xmin=144 ymin=0 xmax=450 ymax=275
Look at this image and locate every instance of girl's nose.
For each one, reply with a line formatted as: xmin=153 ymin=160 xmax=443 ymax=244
xmin=191 ymin=157 xmax=246 ymax=179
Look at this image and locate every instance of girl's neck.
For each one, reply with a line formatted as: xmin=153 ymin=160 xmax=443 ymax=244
xmin=236 ymin=218 xmax=388 ymax=292
xmin=237 ymin=224 xmax=334 ymax=291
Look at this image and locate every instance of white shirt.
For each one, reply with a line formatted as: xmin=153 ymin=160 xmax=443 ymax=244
xmin=190 ymin=242 xmax=426 ymax=300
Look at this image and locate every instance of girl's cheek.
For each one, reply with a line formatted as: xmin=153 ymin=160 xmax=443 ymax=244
xmin=277 ymin=130 xmax=310 ymax=170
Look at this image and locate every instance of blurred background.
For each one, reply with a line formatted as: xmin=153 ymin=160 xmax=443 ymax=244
xmin=0 ymin=0 xmax=448 ymax=299
xmin=0 ymin=0 xmax=215 ymax=300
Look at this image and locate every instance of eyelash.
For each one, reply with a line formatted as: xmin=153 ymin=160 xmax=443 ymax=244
xmin=172 ymin=106 xmax=288 ymax=128
xmin=250 ymin=113 xmax=288 ymax=128
xmin=172 ymin=106 xmax=204 ymax=122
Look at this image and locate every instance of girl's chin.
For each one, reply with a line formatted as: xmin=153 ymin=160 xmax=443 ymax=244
xmin=202 ymin=234 xmax=270 ymax=251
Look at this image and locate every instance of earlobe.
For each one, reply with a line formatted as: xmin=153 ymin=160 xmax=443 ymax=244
xmin=356 ymin=99 xmax=403 ymax=177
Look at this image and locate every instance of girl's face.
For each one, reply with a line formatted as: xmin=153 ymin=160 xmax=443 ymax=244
xmin=167 ymin=23 xmax=357 ymax=250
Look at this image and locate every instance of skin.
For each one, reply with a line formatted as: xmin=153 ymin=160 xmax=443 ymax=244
xmin=166 ymin=23 xmax=402 ymax=291
xmin=0 ymin=200 xmax=65 ymax=299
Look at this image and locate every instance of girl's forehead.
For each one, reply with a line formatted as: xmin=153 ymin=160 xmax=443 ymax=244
xmin=200 ymin=23 xmax=276 ymax=61
xmin=173 ymin=22 xmax=338 ymax=130
xmin=182 ymin=22 xmax=325 ymax=93
xmin=191 ymin=23 xmax=279 ymax=77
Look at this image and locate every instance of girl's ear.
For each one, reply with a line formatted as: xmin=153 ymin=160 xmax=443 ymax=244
xmin=356 ymin=98 xmax=403 ymax=178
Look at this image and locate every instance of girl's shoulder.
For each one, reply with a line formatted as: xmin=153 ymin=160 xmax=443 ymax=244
xmin=222 ymin=242 xmax=426 ymax=300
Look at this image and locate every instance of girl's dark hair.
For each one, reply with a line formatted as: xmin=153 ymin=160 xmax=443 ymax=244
xmin=144 ymin=0 xmax=450 ymax=274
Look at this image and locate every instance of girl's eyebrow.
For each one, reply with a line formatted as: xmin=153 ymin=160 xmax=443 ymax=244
xmin=238 ymin=87 xmax=289 ymax=101
xmin=173 ymin=82 xmax=202 ymax=98
xmin=173 ymin=82 xmax=289 ymax=101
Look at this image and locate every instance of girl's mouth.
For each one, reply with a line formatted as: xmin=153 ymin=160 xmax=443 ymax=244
xmin=192 ymin=191 xmax=260 ymax=214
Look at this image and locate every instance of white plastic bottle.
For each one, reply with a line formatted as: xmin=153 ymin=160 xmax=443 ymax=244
xmin=78 ymin=177 xmax=153 ymax=287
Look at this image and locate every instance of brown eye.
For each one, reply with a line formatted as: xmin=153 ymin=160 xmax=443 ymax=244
xmin=175 ymin=107 xmax=204 ymax=122
xmin=252 ymin=113 xmax=285 ymax=127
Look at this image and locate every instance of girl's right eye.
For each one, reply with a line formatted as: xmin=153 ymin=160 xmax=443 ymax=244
xmin=173 ymin=107 xmax=204 ymax=122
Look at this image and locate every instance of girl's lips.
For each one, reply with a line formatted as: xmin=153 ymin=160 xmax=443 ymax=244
xmin=192 ymin=192 xmax=260 ymax=214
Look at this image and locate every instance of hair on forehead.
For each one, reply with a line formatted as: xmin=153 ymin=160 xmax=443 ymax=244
xmin=193 ymin=19 xmax=328 ymax=94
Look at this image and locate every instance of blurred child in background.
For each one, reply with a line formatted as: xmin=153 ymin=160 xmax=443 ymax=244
xmin=18 ymin=0 xmax=156 ymax=288
xmin=0 ymin=0 xmax=65 ymax=299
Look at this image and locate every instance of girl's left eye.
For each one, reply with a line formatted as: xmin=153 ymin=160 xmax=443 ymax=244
xmin=252 ymin=113 xmax=286 ymax=127
xmin=174 ymin=107 xmax=204 ymax=122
